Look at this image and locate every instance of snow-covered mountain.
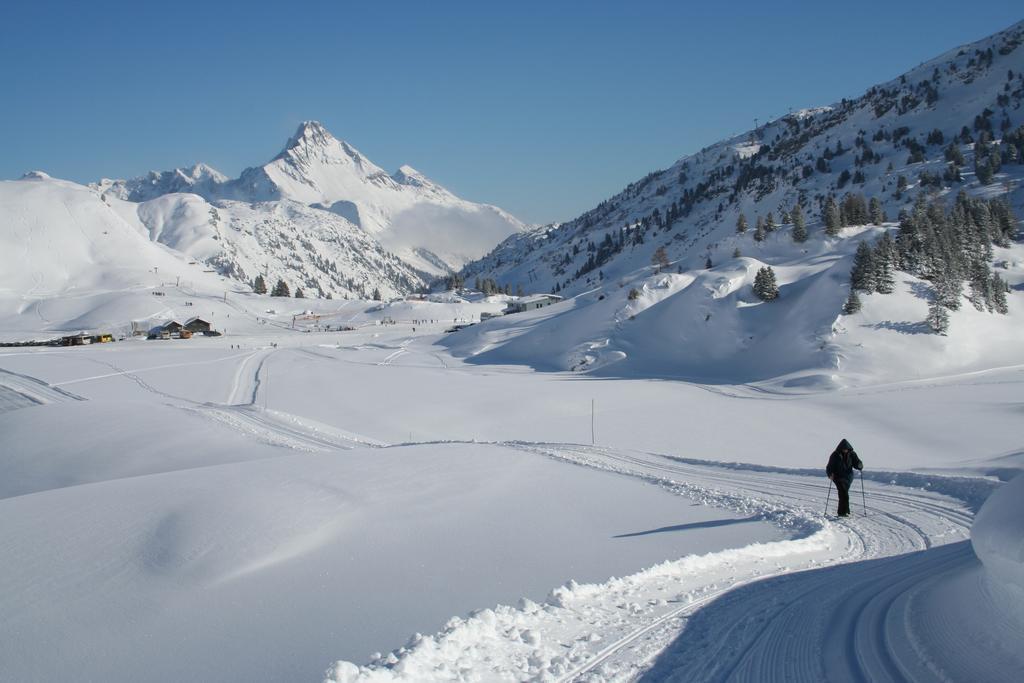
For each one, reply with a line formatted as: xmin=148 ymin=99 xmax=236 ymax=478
xmin=95 ymin=163 xmax=228 ymax=203
xmin=0 ymin=173 xmax=427 ymax=305
xmin=94 ymin=121 xmax=526 ymax=278
xmin=452 ymin=20 xmax=1024 ymax=387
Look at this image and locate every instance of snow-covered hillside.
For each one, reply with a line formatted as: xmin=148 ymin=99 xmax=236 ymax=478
xmin=0 ymin=174 xmax=229 ymax=298
xmin=456 ymin=21 xmax=1024 ymax=386
xmin=95 ymin=121 xmax=525 ymax=278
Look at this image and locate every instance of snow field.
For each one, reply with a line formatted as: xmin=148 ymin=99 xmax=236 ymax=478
xmin=0 ymin=312 xmax=1021 ymax=681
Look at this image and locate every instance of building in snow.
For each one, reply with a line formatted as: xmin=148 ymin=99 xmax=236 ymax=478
xmin=504 ymin=294 xmax=563 ymax=314
xmin=58 ymin=334 xmax=93 ymax=346
xmin=147 ymin=320 xmax=184 ymax=339
xmin=184 ymin=317 xmax=212 ymax=333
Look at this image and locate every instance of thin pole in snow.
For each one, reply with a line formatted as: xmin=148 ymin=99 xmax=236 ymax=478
xmin=861 ymin=470 xmax=867 ymax=515
xmin=591 ymin=399 xmax=595 ymax=446
xmin=825 ymin=479 xmax=833 ymax=516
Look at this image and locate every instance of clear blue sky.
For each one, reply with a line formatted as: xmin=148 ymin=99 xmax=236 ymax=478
xmin=2 ymin=1 xmax=1021 ymax=224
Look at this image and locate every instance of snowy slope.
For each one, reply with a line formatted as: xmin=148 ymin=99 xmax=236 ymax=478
xmin=1 ymin=305 xmax=1021 ymax=681
xmin=454 ymin=20 xmax=1024 ymax=387
xmin=446 ymin=223 xmax=1024 ymax=388
xmin=133 ymin=192 xmax=426 ymax=300
xmin=0 ymin=174 xmax=228 ymax=299
xmin=94 ymin=121 xmax=526 ymax=277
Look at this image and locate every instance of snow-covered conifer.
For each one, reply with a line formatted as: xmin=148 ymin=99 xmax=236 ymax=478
xmin=753 ymin=266 xmax=779 ymax=301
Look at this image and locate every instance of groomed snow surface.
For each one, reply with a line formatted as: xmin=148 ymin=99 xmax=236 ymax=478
xmin=1 ymin=288 xmax=1021 ymax=682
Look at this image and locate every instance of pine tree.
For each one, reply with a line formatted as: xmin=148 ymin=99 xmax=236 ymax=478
xmin=652 ymin=246 xmax=669 ymax=272
xmin=968 ymin=263 xmax=992 ymax=311
xmin=372 ymin=287 xmax=382 ymax=301
xmin=927 ymin=297 xmax=950 ymax=334
xmin=736 ymin=213 xmax=749 ymax=234
xmin=874 ymin=259 xmax=895 ymax=294
xmin=872 ymin=235 xmax=896 ymax=294
xmin=990 ymin=272 xmax=1009 ymax=314
xmin=934 ymin=271 xmax=963 ymax=311
xmin=754 ymin=216 xmax=767 ymax=242
xmin=824 ymin=197 xmax=841 ymax=236
xmin=976 ymin=160 xmax=994 ymax=185
xmin=733 ymin=247 xmax=742 ymax=258
xmin=294 ymin=288 xmax=304 ymax=299
xmin=791 ymin=203 xmax=807 ymax=243
xmin=869 ymin=197 xmax=886 ymax=225
xmin=850 ymin=242 xmax=876 ymax=292
xmin=765 ymin=212 xmax=776 ymax=232
xmin=705 ymin=256 xmax=713 ymax=269
xmin=843 ymin=289 xmax=862 ymax=314
xmin=753 ymin=266 xmax=780 ymax=301
xmin=271 ymin=279 xmax=290 ymax=297
xmin=253 ymin=274 xmax=268 ymax=294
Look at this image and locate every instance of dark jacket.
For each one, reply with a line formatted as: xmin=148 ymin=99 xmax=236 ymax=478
xmin=826 ymin=438 xmax=863 ymax=484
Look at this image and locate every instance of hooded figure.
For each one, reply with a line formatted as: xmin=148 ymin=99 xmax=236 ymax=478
xmin=826 ymin=438 xmax=863 ymax=516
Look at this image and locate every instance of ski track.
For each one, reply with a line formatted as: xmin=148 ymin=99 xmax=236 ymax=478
xmin=0 ymin=366 xmax=86 ymax=414
xmin=2 ymin=352 xmax=998 ymax=682
xmin=325 ymin=442 xmax=990 ymax=683
xmin=377 ymin=338 xmax=413 ymax=366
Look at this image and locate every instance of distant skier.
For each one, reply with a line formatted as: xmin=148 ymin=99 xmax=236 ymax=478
xmin=826 ymin=438 xmax=863 ymax=517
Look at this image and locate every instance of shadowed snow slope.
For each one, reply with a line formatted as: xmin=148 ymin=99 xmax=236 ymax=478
xmin=972 ymin=471 xmax=1024 ymax=591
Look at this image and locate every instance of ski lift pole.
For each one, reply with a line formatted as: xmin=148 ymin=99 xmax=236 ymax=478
xmin=825 ymin=479 xmax=833 ymax=516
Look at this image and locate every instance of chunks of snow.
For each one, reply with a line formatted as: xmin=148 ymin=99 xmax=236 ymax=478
xmin=971 ymin=473 xmax=1024 ymax=593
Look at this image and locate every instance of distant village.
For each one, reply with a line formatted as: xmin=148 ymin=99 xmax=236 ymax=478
xmin=0 ymin=315 xmax=220 ymax=348
xmin=0 ymin=289 xmax=564 ymax=348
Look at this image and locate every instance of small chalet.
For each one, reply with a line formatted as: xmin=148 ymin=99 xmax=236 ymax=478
xmin=59 ymin=334 xmax=93 ymax=346
xmin=184 ymin=317 xmax=212 ymax=333
xmin=504 ymin=294 xmax=563 ymax=314
xmin=147 ymin=320 xmax=183 ymax=339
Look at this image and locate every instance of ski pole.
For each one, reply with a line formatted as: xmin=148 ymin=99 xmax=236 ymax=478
xmin=825 ymin=479 xmax=833 ymax=515
xmin=860 ymin=470 xmax=867 ymax=515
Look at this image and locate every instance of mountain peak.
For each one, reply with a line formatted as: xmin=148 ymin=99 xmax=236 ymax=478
xmin=396 ymin=164 xmax=422 ymax=177
xmin=392 ymin=164 xmax=426 ymax=184
xmin=286 ymin=120 xmax=333 ymax=149
xmin=276 ymin=120 xmax=373 ymax=173
xmin=177 ymin=163 xmax=227 ymax=184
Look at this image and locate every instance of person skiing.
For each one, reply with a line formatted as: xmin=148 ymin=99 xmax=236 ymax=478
xmin=826 ymin=438 xmax=863 ymax=517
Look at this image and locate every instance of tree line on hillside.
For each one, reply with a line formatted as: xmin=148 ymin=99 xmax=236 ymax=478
xmin=251 ymin=274 xmax=382 ymax=301
xmin=842 ymin=191 xmax=1015 ymax=333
